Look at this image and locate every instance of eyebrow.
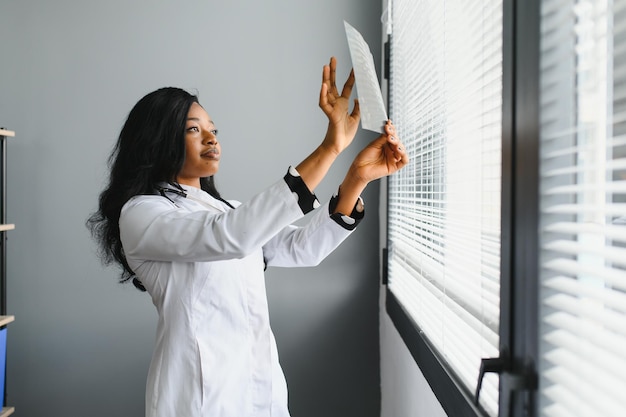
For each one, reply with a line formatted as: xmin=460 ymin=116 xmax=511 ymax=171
xmin=187 ymin=117 xmax=215 ymax=126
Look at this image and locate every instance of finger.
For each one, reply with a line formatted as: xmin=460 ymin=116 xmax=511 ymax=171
xmin=367 ymin=134 xmax=390 ymax=152
xmin=385 ymin=120 xmax=396 ymax=136
xmin=321 ymin=63 xmax=330 ymax=89
xmin=386 ymin=135 xmax=406 ymax=160
xmin=329 ymin=57 xmax=338 ymax=94
xmin=393 ymin=141 xmax=409 ymax=166
xmin=341 ymin=68 xmax=356 ymax=98
xmin=396 ymin=150 xmax=409 ymax=167
xmin=319 ymin=82 xmax=333 ymax=113
xmin=384 ymin=145 xmax=403 ymax=166
xmin=350 ymin=98 xmax=360 ymax=120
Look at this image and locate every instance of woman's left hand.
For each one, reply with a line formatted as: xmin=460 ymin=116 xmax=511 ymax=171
xmin=319 ymin=57 xmax=361 ymax=155
xmin=331 ymin=120 xmax=408 ymax=215
xmin=348 ymin=120 xmax=409 ymax=184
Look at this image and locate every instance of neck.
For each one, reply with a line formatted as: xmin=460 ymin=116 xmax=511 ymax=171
xmin=176 ymin=177 xmax=201 ymax=189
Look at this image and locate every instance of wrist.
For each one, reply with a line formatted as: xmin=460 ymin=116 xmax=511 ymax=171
xmin=319 ymin=137 xmax=342 ymax=157
xmin=294 ymin=142 xmax=339 ymax=192
xmin=344 ymin=165 xmax=369 ymax=189
xmin=321 ymin=124 xmax=346 ymax=156
xmin=333 ymin=172 xmax=367 ymax=215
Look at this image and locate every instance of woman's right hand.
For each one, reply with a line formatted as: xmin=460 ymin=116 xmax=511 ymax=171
xmin=318 ymin=57 xmax=361 ymax=155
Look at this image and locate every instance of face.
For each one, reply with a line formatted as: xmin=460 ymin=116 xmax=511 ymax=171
xmin=177 ymin=102 xmax=221 ymax=188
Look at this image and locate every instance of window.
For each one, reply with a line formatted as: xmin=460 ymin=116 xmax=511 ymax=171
xmin=385 ymin=0 xmax=626 ymax=416
xmin=538 ymin=0 xmax=626 ymax=416
xmin=386 ymin=0 xmax=503 ymax=416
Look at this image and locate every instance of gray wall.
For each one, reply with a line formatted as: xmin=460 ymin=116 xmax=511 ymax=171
xmin=0 ymin=1 xmax=383 ymax=416
xmin=379 ymin=307 xmax=448 ymax=417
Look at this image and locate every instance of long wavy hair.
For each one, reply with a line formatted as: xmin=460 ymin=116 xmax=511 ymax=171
xmin=87 ymin=87 xmax=223 ymax=291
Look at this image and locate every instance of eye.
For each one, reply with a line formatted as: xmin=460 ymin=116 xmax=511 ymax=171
xmin=210 ymin=129 xmax=219 ymax=136
xmin=186 ymin=126 xmax=200 ymax=132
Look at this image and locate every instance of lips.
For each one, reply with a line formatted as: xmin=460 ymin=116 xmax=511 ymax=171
xmin=201 ymin=148 xmax=220 ymax=158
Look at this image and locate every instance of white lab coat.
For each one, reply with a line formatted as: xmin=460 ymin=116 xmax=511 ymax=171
xmin=119 ymin=173 xmax=359 ymax=417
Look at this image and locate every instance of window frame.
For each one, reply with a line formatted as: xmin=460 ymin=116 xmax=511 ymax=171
xmin=383 ymin=1 xmax=540 ymax=416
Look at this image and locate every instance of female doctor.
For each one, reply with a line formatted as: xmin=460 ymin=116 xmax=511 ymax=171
xmin=88 ymin=57 xmax=408 ymax=417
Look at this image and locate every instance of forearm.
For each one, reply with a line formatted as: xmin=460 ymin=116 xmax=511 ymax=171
xmin=333 ymin=168 xmax=368 ymax=215
xmin=294 ymin=140 xmax=340 ymax=192
xmin=263 ymin=201 xmax=354 ymax=267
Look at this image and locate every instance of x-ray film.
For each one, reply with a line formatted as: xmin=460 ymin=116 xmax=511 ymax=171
xmin=344 ymin=21 xmax=388 ymax=133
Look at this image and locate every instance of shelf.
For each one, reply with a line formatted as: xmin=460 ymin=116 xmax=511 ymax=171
xmin=0 ymin=126 xmax=14 ymax=417
xmin=0 ymin=316 xmax=14 ymax=327
xmin=0 ymin=407 xmax=14 ymax=417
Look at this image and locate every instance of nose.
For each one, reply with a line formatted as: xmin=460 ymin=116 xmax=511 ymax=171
xmin=203 ymin=132 xmax=218 ymax=145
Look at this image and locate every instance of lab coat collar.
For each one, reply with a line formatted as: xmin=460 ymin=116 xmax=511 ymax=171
xmin=179 ymin=183 xmax=233 ymax=212
xmin=154 ymin=182 xmax=232 ymax=212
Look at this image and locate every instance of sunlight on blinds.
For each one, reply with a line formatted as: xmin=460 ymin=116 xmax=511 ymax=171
xmin=539 ymin=0 xmax=626 ymax=416
xmin=387 ymin=0 xmax=502 ymax=415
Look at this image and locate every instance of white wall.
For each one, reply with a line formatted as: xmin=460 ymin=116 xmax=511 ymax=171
xmin=0 ymin=1 xmax=383 ymax=416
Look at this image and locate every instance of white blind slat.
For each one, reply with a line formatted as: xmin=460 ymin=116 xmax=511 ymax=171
xmin=544 ymin=276 xmax=626 ymax=312
xmin=544 ymin=221 xmax=626 ymax=242
xmin=543 ymin=239 xmax=626 ymax=266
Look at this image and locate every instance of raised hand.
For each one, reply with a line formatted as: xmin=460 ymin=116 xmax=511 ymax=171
xmin=319 ymin=57 xmax=361 ymax=155
xmin=332 ymin=120 xmax=408 ymax=215
xmin=348 ymin=120 xmax=408 ymax=184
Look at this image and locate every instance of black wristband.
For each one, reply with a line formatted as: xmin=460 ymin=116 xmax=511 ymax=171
xmin=283 ymin=166 xmax=320 ymax=215
xmin=328 ymin=193 xmax=365 ymax=231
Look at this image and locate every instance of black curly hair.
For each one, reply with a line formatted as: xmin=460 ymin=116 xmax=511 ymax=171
xmin=87 ymin=87 xmax=223 ymax=291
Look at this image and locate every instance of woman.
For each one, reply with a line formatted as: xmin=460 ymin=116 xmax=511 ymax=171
xmin=88 ymin=57 xmax=407 ymax=417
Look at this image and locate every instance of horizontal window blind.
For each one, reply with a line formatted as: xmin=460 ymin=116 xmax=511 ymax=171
xmin=539 ymin=0 xmax=626 ymax=416
xmin=387 ymin=0 xmax=503 ymax=415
